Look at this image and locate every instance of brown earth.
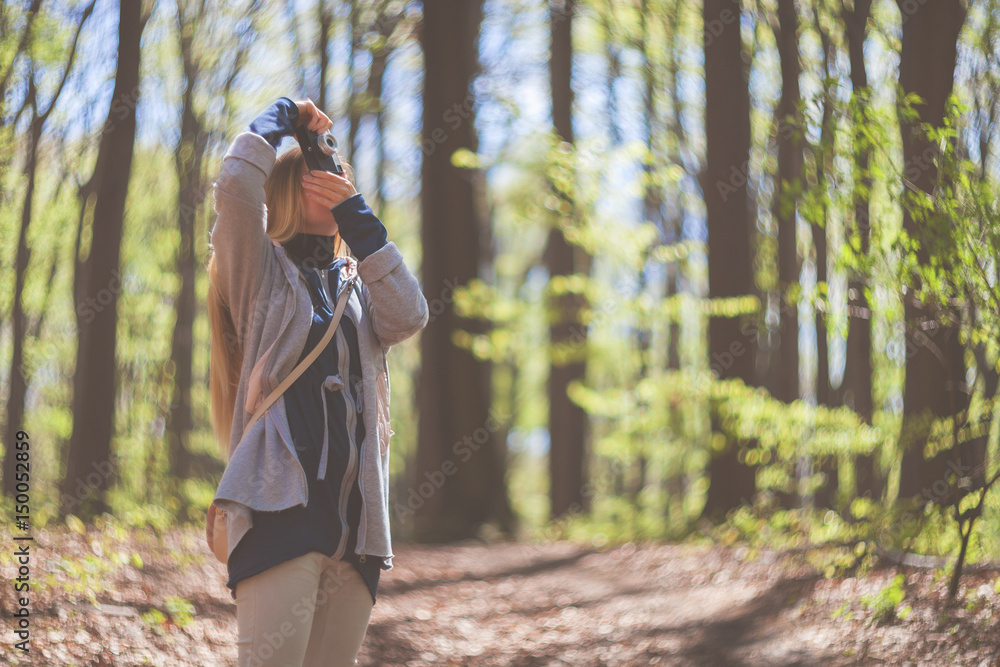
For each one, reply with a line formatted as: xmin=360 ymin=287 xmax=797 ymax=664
xmin=2 ymin=524 xmax=999 ymax=665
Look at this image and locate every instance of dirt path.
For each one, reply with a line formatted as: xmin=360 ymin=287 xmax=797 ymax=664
xmin=3 ymin=525 xmax=999 ymax=665
xmin=364 ymin=541 xmax=867 ymax=666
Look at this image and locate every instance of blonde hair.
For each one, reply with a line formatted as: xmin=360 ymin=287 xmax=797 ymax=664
xmin=206 ymin=144 xmax=354 ymax=460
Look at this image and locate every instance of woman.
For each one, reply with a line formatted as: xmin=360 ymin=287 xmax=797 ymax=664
xmin=206 ymin=96 xmax=428 ymax=666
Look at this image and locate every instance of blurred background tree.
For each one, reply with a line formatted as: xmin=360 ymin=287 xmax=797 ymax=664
xmin=2 ymin=0 xmax=1000 ymax=594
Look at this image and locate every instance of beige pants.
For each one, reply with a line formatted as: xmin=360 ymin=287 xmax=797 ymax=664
xmin=235 ymin=551 xmax=374 ymax=667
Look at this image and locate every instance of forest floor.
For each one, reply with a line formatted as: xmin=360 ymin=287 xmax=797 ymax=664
xmin=2 ymin=522 xmax=1000 ymax=666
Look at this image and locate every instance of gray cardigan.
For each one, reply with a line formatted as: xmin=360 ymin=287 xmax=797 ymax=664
xmin=210 ymin=131 xmax=429 ymax=568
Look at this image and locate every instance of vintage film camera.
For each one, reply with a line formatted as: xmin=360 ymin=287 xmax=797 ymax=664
xmin=294 ymin=126 xmax=345 ymax=175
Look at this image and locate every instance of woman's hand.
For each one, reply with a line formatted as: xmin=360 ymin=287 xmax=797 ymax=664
xmin=302 ymin=170 xmax=358 ymax=211
xmin=293 ymin=98 xmax=333 ymax=134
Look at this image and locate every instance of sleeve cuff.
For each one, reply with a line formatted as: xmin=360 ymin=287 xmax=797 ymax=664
xmin=356 ymin=241 xmax=404 ymax=283
xmin=247 ymin=97 xmax=300 ymax=151
xmin=332 ymin=193 xmax=389 ymax=261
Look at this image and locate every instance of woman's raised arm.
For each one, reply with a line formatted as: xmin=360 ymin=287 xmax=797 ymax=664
xmin=209 ymin=97 xmax=331 ymax=339
xmin=327 ymin=194 xmax=429 ymax=350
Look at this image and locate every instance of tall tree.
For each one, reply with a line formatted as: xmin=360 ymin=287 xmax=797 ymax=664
xmin=700 ymin=0 xmax=757 ymax=519
xmin=61 ymin=0 xmax=151 ymax=519
xmin=347 ymin=0 xmax=360 ymax=162
xmin=415 ymin=0 xmax=515 ymax=540
xmin=3 ymin=0 xmax=94 ymax=501
xmin=968 ymin=5 xmax=1000 ymax=405
xmin=599 ymin=0 xmax=622 ymax=146
xmin=361 ymin=2 xmax=409 ymax=212
xmin=317 ymin=0 xmax=333 ymax=111
xmin=663 ymin=0 xmax=685 ymax=373
xmin=630 ymin=0 xmax=663 ymax=506
xmin=0 ymin=0 xmax=44 ymax=214
xmin=661 ymin=0 xmax=688 ymax=524
xmin=894 ymin=0 xmax=970 ymax=501
xmin=546 ymin=0 xmax=593 ymax=519
xmin=768 ymin=0 xmax=802 ymax=408
xmin=764 ymin=0 xmax=805 ymax=509
xmin=840 ymin=0 xmax=879 ymax=497
xmin=600 ymin=1 xmax=625 ymax=502
xmin=811 ymin=13 xmax=833 ymax=410
xmin=810 ymin=8 xmax=838 ymax=508
xmin=0 ymin=0 xmax=43 ymax=125
xmin=282 ymin=0 xmax=336 ymax=117
xmin=166 ymin=0 xmax=210 ymax=485
xmin=164 ymin=0 xmax=258 ymax=492
xmin=283 ymin=0 xmax=309 ymax=95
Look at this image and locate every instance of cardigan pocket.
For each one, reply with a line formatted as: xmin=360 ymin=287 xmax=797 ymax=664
xmin=216 ymin=402 xmax=305 ymax=513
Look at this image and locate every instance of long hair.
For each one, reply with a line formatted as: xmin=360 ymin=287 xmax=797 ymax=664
xmin=206 ymin=144 xmax=354 ymax=460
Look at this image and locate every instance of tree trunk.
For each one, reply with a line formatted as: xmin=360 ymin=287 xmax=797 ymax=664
xmin=664 ymin=0 xmax=683 ymax=373
xmin=661 ymin=0 xmax=685 ymax=522
xmin=414 ymin=0 xmax=515 ymax=541
xmin=0 ymin=0 xmax=43 ymax=196
xmin=770 ymin=0 xmax=802 ymax=408
xmin=347 ymin=0 xmax=360 ymax=164
xmin=3 ymin=87 xmax=42 ymax=502
xmin=546 ymin=0 xmax=593 ymax=520
xmin=840 ymin=0 xmax=879 ymax=500
xmin=895 ymin=0 xmax=970 ymax=501
xmin=317 ymin=0 xmax=332 ymax=111
xmin=363 ymin=12 xmax=397 ymax=214
xmin=811 ymin=15 xmax=837 ymax=509
xmin=629 ymin=0 xmax=662 ymax=510
xmin=165 ymin=26 xmax=209 ymax=485
xmin=61 ymin=0 xmax=146 ymax=520
xmin=164 ymin=0 xmax=255 ymax=496
xmin=600 ymin=0 xmax=621 ymax=146
xmin=769 ymin=0 xmax=804 ymax=509
xmin=700 ymin=0 xmax=757 ymax=520
xmin=2 ymin=2 xmax=91 ymax=502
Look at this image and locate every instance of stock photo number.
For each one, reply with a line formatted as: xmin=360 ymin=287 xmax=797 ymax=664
xmin=10 ymin=430 xmax=33 ymax=654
